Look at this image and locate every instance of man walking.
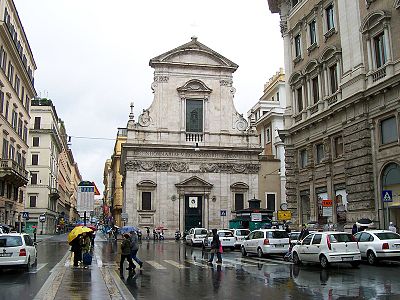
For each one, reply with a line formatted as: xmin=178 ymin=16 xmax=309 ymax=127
xmin=130 ymin=231 xmax=143 ymax=269
xmin=120 ymin=234 xmax=135 ymax=274
xmin=298 ymin=224 xmax=310 ymax=241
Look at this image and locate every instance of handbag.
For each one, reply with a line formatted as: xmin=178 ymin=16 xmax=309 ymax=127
xmin=219 ymin=243 xmax=223 ymax=253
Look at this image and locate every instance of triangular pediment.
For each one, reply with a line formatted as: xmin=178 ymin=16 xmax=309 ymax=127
xmin=149 ymin=37 xmax=238 ymax=71
xmin=175 ymin=176 xmax=213 ymax=188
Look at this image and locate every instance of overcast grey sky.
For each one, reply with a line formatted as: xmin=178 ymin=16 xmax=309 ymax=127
xmin=14 ymin=0 xmax=283 ymax=194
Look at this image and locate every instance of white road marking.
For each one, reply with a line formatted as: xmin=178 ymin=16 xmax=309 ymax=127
xmin=222 ymin=258 xmax=259 ymax=267
xmin=185 ymin=259 xmax=211 ymax=269
xmin=164 ymin=259 xmax=189 ymax=269
xmin=235 ymin=258 xmax=278 ymax=266
xmin=146 ymin=260 xmax=167 ymax=270
xmin=248 ymin=256 xmax=293 ymax=265
xmin=28 ymin=263 xmax=48 ymax=273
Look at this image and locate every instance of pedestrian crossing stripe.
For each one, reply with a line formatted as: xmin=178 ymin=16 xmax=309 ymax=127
xmin=185 ymin=259 xmax=212 ymax=269
xmin=235 ymin=258 xmax=278 ymax=266
xmin=146 ymin=260 xmax=167 ymax=270
xmin=222 ymin=258 xmax=265 ymax=267
xmin=164 ymin=259 xmax=189 ymax=269
xmin=249 ymin=256 xmax=293 ymax=265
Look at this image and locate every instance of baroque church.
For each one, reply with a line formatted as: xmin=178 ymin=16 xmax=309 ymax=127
xmin=121 ymin=38 xmax=261 ymax=235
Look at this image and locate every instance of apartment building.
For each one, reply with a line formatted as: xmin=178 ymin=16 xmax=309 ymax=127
xmin=249 ymin=68 xmax=288 ymax=218
xmin=268 ymin=0 xmax=400 ymax=229
xmin=0 ymin=0 xmax=36 ymax=228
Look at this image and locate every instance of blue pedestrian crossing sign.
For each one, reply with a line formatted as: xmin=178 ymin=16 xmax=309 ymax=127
xmin=382 ymin=190 xmax=393 ymax=202
xmin=220 ymin=210 xmax=227 ymax=217
xmin=22 ymin=211 xmax=30 ymax=219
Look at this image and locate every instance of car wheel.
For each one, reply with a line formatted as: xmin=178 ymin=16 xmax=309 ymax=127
xmin=367 ymin=251 xmax=377 ymax=265
xmin=319 ymin=255 xmax=329 ymax=269
xmin=241 ymin=246 xmax=247 ymax=257
xmin=292 ymin=252 xmax=301 ymax=265
xmin=350 ymin=261 xmax=360 ymax=268
xmin=257 ymin=247 xmax=264 ymax=258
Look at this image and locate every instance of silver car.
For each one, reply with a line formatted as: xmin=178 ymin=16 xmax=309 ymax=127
xmin=354 ymin=230 xmax=400 ymax=265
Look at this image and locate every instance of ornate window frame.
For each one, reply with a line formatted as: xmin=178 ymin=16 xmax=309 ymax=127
xmin=319 ymin=46 xmax=342 ymax=103
xmin=137 ymin=180 xmax=157 ymax=212
xmin=289 ymin=71 xmax=305 ymax=117
xmin=360 ymin=10 xmax=393 ymax=84
xmin=230 ymin=182 xmax=249 ymax=212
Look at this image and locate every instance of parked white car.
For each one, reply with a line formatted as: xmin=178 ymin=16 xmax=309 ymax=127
xmin=241 ymin=229 xmax=290 ymax=258
xmin=203 ymin=230 xmax=235 ymax=250
xmin=354 ymin=230 xmax=400 ymax=265
xmin=185 ymin=228 xmax=208 ymax=246
xmin=0 ymin=233 xmax=37 ymax=271
xmin=292 ymin=231 xmax=361 ymax=268
xmin=230 ymin=229 xmax=250 ymax=248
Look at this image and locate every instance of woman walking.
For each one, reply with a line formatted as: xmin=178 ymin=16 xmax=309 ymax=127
xmin=208 ymin=229 xmax=222 ymax=264
xmin=120 ymin=234 xmax=135 ymax=274
xmin=71 ymin=235 xmax=83 ymax=267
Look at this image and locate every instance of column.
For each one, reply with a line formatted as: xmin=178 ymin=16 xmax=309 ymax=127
xmin=383 ymin=24 xmax=392 ymax=62
xmin=292 ymin=89 xmax=296 ymax=114
xmin=323 ymin=66 xmax=329 ymax=97
xmin=366 ymin=36 xmax=373 ymax=71
xmin=317 ymin=72 xmax=323 ymax=103
xmin=307 ymin=78 xmax=311 ymax=107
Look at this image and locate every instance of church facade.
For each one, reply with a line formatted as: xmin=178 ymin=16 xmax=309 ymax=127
xmin=121 ymin=38 xmax=261 ymax=235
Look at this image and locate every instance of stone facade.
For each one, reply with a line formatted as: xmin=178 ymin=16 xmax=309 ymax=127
xmin=249 ymin=68 xmax=288 ymax=218
xmin=121 ymin=38 xmax=261 ymax=235
xmin=268 ymin=0 xmax=400 ymax=229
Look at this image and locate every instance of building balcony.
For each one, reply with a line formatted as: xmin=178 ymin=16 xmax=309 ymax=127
xmin=186 ymin=132 xmax=203 ymax=142
xmin=0 ymin=159 xmax=28 ymax=187
xmin=49 ymin=188 xmax=60 ymax=200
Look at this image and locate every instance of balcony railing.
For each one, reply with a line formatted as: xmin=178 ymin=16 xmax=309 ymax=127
xmin=0 ymin=159 xmax=28 ymax=186
xmin=310 ymin=104 xmax=319 ymax=115
xmin=186 ymin=132 xmax=203 ymax=142
xmin=327 ymin=93 xmax=338 ymax=106
xmin=372 ymin=66 xmax=386 ymax=82
xmin=294 ymin=114 xmax=302 ymax=123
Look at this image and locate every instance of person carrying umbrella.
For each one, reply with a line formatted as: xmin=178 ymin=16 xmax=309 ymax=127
xmin=130 ymin=231 xmax=143 ymax=269
xmin=71 ymin=234 xmax=83 ymax=267
xmin=120 ymin=234 xmax=135 ymax=274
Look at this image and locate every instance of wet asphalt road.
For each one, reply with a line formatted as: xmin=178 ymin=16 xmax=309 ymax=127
xmin=0 ymin=234 xmax=400 ymax=299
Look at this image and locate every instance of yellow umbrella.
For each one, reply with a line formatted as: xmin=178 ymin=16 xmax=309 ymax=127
xmin=68 ymin=226 xmax=93 ymax=243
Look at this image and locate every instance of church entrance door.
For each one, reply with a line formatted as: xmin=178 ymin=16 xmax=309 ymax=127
xmin=185 ymin=195 xmax=203 ymax=231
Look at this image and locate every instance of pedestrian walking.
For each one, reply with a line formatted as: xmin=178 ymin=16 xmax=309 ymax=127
xmin=298 ymin=224 xmax=310 ymax=241
xmin=153 ymin=229 xmax=158 ymax=240
xmin=146 ymin=227 xmax=150 ymax=240
xmin=352 ymin=224 xmax=358 ymax=235
xmin=285 ymin=223 xmax=291 ymax=234
xmin=120 ymin=234 xmax=135 ymax=274
xmin=208 ymin=229 xmax=222 ymax=264
xmin=130 ymin=231 xmax=143 ymax=269
xmin=33 ymin=227 xmax=37 ymax=243
xmin=389 ymin=222 xmax=397 ymax=233
xmin=71 ymin=234 xmax=83 ymax=267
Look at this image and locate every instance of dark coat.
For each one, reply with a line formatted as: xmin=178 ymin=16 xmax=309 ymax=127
xmin=121 ymin=238 xmax=132 ymax=255
xmin=299 ymin=228 xmax=310 ymax=241
xmin=210 ymin=234 xmax=220 ymax=249
xmin=130 ymin=234 xmax=139 ymax=251
xmin=71 ymin=236 xmax=82 ymax=252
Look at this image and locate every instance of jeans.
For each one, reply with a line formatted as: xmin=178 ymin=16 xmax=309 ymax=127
xmin=120 ymin=254 xmax=135 ymax=270
xmin=208 ymin=251 xmax=222 ymax=263
xmin=131 ymin=249 xmax=143 ymax=266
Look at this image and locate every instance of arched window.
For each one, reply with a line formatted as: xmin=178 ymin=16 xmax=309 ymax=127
xmin=382 ymin=163 xmax=400 ymax=189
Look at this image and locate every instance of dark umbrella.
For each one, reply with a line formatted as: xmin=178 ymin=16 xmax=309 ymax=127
xmin=356 ymin=218 xmax=374 ymax=227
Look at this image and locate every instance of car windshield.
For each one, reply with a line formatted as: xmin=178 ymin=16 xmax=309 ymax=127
xmin=0 ymin=236 xmax=23 ymax=247
xmin=236 ymin=230 xmax=250 ymax=236
xmin=218 ymin=231 xmax=233 ymax=237
xmin=328 ymin=234 xmax=353 ymax=243
xmin=375 ymin=232 xmax=400 ymax=240
xmin=272 ymin=231 xmax=289 ymax=239
xmin=195 ymin=229 xmax=207 ymax=235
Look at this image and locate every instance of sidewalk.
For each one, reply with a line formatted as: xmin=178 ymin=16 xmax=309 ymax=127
xmin=33 ymin=243 xmax=134 ymax=300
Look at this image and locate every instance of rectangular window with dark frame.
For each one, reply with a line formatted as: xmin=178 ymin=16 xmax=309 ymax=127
xmin=186 ymin=99 xmax=203 ymax=132
xmin=29 ymin=195 xmax=37 ymax=207
xmin=381 ymin=117 xmax=398 ymax=145
xmin=34 ymin=117 xmax=41 ymax=129
xmin=312 ymin=76 xmax=319 ymax=104
xmin=334 ymin=136 xmax=344 ymax=158
xmin=0 ymin=180 xmax=4 ymax=196
xmin=0 ymin=91 xmax=3 ymax=114
xmin=297 ymin=87 xmax=303 ymax=112
xmin=5 ymin=101 xmax=9 ymax=120
xmin=2 ymin=139 xmax=8 ymax=159
xmin=316 ymin=143 xmax=325 ymax=164
xmin=309 ymin=20 xmax=317 ymax=45
xmin=291 ymin=0 xmax=299 ymax=8
xmin=300 ymin=149 xmax=308 ymax=168
xmin=234 ymin=193 xmax=244 ymax=211
xmin=31 ymin=173 xmax=38 ymax=185
xmin=7 ymin=62 xmax=13 ymax=82
xmin=294 ymin=34 xmax=301 ymax=58
xmin=31 ymin=154 xmax=38 ymax=165
xmin=374 ymin=32 xmax=386 ymax=69
xmin=326 ymin=4 xmax=335 ymax=31
xmin=32 ymin=137 xmax=39 ymax=147
xmin=266 ymin=193 xmax=276 ymax=211
xmin=329 ymin=64 xmax=338 ymax=94
xmin=142 ymin=192 xmax=152 ymax=210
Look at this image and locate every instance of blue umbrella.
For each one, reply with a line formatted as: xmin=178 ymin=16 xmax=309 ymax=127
xmin=119 ymin=226 xmax=140 ymax=234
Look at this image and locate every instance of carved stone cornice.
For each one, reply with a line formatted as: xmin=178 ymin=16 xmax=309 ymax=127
xmin=125 ymin=160 xmax=260 ymax=174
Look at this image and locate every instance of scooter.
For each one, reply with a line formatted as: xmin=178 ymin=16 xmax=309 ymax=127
xmin=175 ymin=231 xmax=181 ymax=241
